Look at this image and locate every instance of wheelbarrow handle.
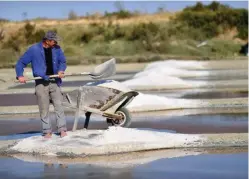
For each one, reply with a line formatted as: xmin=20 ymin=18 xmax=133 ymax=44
xmin=14 ymin=72 xmax=90 ymax=83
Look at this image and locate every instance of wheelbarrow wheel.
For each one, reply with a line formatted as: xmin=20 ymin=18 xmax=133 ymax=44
xmin=106 ymin=107 xmax=132 ymax=127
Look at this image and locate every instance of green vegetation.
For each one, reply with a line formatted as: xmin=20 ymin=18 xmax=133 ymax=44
xmin=0 ymin=1 xmax=248 ymax=68
xmin=2 ymin=22 xmax=46 ymax=52
xmin=104 ymin=9 xmax=138 ymax=19
xmin=176 ymin=1 xmax=248 ymax=40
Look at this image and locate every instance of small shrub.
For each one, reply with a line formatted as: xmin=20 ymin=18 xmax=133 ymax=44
xmin=2 ymin=33 xmax=23 ymax=52
xmin=208 ymin=40 xmax=241 ymax=56
xmin=0 ymin=49 xmax=18 ymax=67
xmin=92 ymin=43 xmax=111 ymax=56
xmin=0 ymin=18 xmax=9 ymax=23
xmin=68 ymin=10 xmax=78 ymax=20
xmin=32 ymin=29 xmax=46 ymax=43
xmin=137 ymin=56 xmax=147 ymax=62
xmin=64 ymin=46 xmax=76 ymax=56
xmin=80 ymin=30 xmax=95 ymax=43
xmin=148 ymin=55 xmax=163 ymax=62
xmin=104 ymin=10 xmax=135 ymax=19
xmin=66 ymin=57 xmax=81 ymax=65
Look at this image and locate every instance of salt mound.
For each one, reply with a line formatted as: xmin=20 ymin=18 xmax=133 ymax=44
xmin=123 ymin=72 xmax=190 ymax=87
xmin=134 ymin=66 xmax=209 ymax=78
xmin=127 ymin=93 xmax=201 ymax=112
xmin=10 ymin=127 xmax=203 ymax=156
xmin=122 ymin=60 xmax=208 ymax=90
xmin=144 ymin=60 xmax=206 ymax=70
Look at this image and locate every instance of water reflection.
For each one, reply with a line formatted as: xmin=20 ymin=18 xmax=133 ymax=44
xmin=1 ymin=147 xmax=246 ymax=179
xmin=12 ymin=148 xmax=203 ymax=167
xmin=43 ymin=163 xmax=68 ymax=178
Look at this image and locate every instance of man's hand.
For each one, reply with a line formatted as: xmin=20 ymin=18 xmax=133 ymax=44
xmin=18 ymin=76 xmax=26 ymax=83
xmin=58 ymin=71 xmax=65 ymax=78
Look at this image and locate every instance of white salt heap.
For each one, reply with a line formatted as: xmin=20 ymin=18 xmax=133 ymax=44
xmin=10 ymin=127 xmax=203 ymax=156
xmin=122 ymin=59 xmax=245 ymax=90
xmin=126 ymin=93 xmax=203 ymax=112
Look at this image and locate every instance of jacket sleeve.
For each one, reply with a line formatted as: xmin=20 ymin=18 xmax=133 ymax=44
xmin=15 ymin=47 xmax=32 ymax=78
xmin=58 ymin=48 xmax=67 ymax=72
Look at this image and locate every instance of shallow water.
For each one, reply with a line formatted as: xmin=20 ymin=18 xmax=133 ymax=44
xmin=181 ymin=91 xmax=248 ymax=99
xmin=180 ymin=72 xmax=248 ymax=81
xmin=0 ymin=148 xmax=247 ymax=179
xmin=0 ymin=89 xmax=247 ymax=106
xmin=0 ymin=112 xmax=247 ymax=136
xmin=131 ymin=113 xmax=248 ymax=134
xmin=143 ymin=90 xmax=248 ymax=99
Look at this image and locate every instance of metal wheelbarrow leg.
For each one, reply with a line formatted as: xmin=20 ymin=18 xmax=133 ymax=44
xmin=84 ymin=112 xmax=92 ymax=129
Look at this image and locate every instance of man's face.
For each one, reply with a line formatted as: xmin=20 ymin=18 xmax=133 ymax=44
xmin=46 ymin=40 xmax=57 ymax=48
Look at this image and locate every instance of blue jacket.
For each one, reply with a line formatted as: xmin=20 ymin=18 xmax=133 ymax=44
xmin=15 ymin=42 xmax=67 ymax=86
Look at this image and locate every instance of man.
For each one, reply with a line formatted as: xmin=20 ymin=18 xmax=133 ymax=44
xmin=15 ymin=31 xmax=67 ymax=138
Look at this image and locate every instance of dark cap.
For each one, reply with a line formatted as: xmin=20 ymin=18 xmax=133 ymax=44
xmin=43 ymin=31 xmax=61 ymax=42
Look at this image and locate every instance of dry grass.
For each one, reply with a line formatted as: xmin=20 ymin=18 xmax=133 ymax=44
xmin=0 ymin=12 xmax=174 ymax=43
xmin=1 ymin=12 xmax=173 ymax=30
xmin=216 ymin=28 xmax=247 ymax=43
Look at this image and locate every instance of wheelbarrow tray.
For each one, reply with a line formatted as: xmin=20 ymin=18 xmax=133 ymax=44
xmin=62 ymin=80 xmax=138 ymax=119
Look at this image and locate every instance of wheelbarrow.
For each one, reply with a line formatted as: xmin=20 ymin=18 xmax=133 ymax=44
xmin=62 ymin=80 xmax=139 ymax=131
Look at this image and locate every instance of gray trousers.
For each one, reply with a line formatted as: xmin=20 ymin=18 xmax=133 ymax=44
xmin=35 ymin=80 xmax=67 ymax=134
